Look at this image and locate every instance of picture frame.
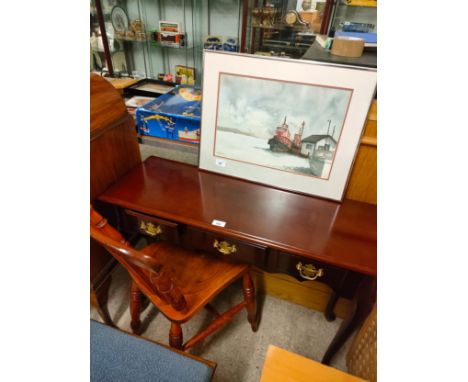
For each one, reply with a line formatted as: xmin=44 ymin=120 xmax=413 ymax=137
xmin=175 ymin=65 xmax=196 ymax=86
xmin=296 ymin=0 xmax=316 ymax=12
xmin=199 ymin=51 xmax=376 ymax=201
xmin=159 ymin=21 xmax=181 ymax=34
xmin=204 ymin=35 xmax=223 ymax=50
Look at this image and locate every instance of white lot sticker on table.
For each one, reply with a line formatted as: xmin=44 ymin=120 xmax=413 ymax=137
xmin=211 ymin=220 xmax=226 ymax=227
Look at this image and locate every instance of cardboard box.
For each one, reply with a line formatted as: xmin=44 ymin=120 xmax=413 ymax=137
xmin=136 ymin=86 xmax=201 ymax=144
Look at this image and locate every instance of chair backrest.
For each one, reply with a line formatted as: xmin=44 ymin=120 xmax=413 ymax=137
xmin=90 ymin=205 xmax=187 ymax=312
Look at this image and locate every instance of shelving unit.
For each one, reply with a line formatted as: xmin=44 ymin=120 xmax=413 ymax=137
xmin=91 ymin=0 xmax=243 ymax=88
xmin=346 ymin=0 xmax=377 ymax=7
xmin=328 ymin=0 xmax=377 ymax=39
xmin=91 ymin=0 xmax=376 ymax=81
xmin=244 ymin=0 xmax=330 ymax=59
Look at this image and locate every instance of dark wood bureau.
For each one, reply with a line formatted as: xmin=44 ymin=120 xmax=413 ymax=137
xmin=98 ymin=156 xmax=376 ymax=364
xmin=90 ymin=74 xmax=141 ymax=325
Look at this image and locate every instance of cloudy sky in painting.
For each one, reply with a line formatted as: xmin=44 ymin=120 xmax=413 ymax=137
xmin=216 ymin=74 xmax=352 ymax=140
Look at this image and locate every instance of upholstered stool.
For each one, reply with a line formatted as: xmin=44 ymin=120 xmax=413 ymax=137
xmin=91 ymin=320 xmax=215 ymax=382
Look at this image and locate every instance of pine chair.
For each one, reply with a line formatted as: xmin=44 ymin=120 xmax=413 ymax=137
xmin=90 ymin=206 xmax=258 ymax=350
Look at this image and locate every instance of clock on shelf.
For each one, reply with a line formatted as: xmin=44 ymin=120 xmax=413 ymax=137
xmin=284 ymin=10 xmax=308 ymax=27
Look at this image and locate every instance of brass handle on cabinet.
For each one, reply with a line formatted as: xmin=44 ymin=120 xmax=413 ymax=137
xmin=296 ymin=262 xmax=324 ymax=281
xmin=140 ymin=221 xmax=162 ymax=237
xmin=213 ymin=240 xmax=237 ymax=255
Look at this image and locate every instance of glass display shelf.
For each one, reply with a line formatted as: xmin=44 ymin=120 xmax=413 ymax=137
xmin=328 ymin=0 xmax=377 ymax=41
xmin=245 ymin=0 xmax=327 ymax=59
xmin=115 ymin=37 xmax=147 ymax=43
xmin=91 ymin=0 xmax=243 ymax=87
xmin=150 ymin=43 xmax=196 ymax=50
xmin=252 ymin=24 xmax=311 ymax=32
xmin=91 ymin=47 xmax=125 ymax=53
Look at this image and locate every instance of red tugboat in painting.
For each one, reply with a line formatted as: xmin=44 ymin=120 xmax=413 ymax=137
xmin=267 ymin=116 xmax=305 ymax=156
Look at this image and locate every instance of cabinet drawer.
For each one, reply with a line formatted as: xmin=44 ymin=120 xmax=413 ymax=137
xmin=123 ymin=209 xmax=180 ymax=244
xmin=181 ymin=227 xmax=268 ymax=267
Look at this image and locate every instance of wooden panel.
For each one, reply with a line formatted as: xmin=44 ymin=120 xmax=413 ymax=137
xmin=363 ymin=120 xmax=377 ymax=139
xmin=260 ymin=345 xmax=367 ymax=382
xmin=345 ymin=100 xmax=377 ymax=205
xmin=105 ymin=77 xmax=139 ymax=90
xmin=345 ymin=145 xmax=377 ymax=205
xmin=90 ymin=74 xmax=127 ymax=138
xmin=367 ymin=101 xmax=377 ymax=121
xmin=90 ymin=73 xmax=141 ymax=200
xmin=90 ymin=238 xmax=116 ymax=283
xmin=251 ymin=269 xmax=352 ymax=319
xmin=90 ymin=118 xmax=142 ymax=201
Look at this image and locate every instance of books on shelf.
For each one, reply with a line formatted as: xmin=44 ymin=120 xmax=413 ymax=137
xmin=316 ymin=34 xmax=333 ymax=49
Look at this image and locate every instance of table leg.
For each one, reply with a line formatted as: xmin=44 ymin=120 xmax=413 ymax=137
xmin=91 ymin=277 xmax=114 ymax=327
xmin=322 ymin=276 xmax=376 ymax=365
xmin=324 ymin=290 xmax=339 ymax=322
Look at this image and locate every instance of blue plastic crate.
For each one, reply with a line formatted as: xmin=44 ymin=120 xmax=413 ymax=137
xmin=136 ymin=86 xmax=201 ymax=144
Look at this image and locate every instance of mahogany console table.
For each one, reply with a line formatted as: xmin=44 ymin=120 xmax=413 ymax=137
xmin=98 ymin=156 xmax=377 ymax=364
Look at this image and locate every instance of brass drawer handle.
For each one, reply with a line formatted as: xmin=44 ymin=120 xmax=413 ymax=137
xmin=296 ymin=262 xmax=324 ymax=281
xmin=213 ymin=239 xmax=237 ymax=255
xmin=140 ymin=221 xmax=163 ymax=237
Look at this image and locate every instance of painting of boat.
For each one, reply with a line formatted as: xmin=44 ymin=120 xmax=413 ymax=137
xmin=214 ymin=72 xmax=351 ymax=179
xmin=268 ymin=117 xmax=304 ymax=155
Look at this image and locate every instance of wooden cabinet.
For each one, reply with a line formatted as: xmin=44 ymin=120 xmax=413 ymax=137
xmin=345 ymin=100 xmax=377 ymax=205
xmin=90 ymin=73 xmax=142 ymax=323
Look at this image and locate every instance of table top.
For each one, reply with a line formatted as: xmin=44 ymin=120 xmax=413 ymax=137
xmin=302 ymin=43 xmax=377 ymax=68
xmin=99 ymin=156 xmax=376 ymax=276
xmin=105 ymin=77 xmax=139 ymax=90
xmin=260 ymin=345 xmax=366 ymax=382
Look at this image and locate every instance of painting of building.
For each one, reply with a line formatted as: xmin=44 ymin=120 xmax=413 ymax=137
xmin=300 ymin=134 xmax=337 ymax=158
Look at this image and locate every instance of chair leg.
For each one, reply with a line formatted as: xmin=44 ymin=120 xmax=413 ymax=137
xmin=242 ymin=270 xmax=258 ymax=332
xmin=130 ymin=281 xmax=142 ymax=334
xmin=169 ymin=321 xmax=183 ymax=349
xmin=91 ymin=281 xmax=114 ymax=327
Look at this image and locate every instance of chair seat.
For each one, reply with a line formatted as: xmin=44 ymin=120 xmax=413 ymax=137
xmin=130 ymin=242 xmax=248 ymax=322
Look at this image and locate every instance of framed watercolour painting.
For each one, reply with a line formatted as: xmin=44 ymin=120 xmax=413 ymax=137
xmin=199 ymin=51 xmax=376 ymax=201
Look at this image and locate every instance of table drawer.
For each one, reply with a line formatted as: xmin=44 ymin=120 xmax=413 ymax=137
xmin=123 ymin=209 xmax=180 ymax=244
xmin=268 ymin=251 xmax=348 ymax=288
xmin=181 ymin=227 xmax=268 ymax=267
